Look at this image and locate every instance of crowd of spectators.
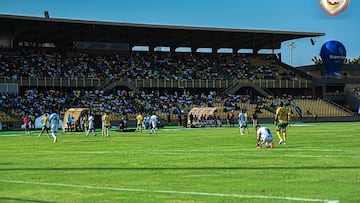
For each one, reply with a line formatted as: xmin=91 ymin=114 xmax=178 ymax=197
xmin=1 ymin=47 xmax=305 ymax=82
xmin=0 ymin=47 xmax=313 ymax=122
xmin=0 ymin=84 xmax=321 ymax=125
xmin=0 ymin=86 xmax=251 ymax=121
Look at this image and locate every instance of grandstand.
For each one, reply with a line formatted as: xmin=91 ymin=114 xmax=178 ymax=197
xmin=0 ymin=14 xmax=359 ymax=129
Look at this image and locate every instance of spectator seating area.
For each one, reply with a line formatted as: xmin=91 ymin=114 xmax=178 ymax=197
xmin=0 ymin=47 xmax=355 ymax=125
xmin=1 ymin=87 xmax=354 ymax=125
xmin=0 ymin=48 xmax=305 ymax=81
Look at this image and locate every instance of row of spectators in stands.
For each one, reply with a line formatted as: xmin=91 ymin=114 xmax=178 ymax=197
xmin=0 ymin=86 xmax=316 ymax=122
xmin=0 ymin=88 xmax=239 ymax=120
xmin=0 ymin=47 xmax=302 ymax=81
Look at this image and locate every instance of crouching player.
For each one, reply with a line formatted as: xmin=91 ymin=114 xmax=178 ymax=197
xmin=255 ymin=124 xmax=274 ymax=149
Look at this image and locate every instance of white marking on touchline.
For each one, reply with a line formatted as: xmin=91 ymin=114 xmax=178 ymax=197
xmin=0 ymin=179 xmax=339 ymax=203
xmin=61 ymin=150 xmax=360 ymax=159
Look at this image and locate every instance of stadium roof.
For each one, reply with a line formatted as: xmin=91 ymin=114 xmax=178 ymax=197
xmin=0 ymin=14 xmax=325 ymax=52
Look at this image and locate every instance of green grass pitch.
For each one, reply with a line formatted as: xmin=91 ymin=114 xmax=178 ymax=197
xmin=0 ymin=122 xmax=359 ymax=203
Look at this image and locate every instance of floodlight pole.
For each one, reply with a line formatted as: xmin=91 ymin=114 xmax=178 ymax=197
xmin=288 ymin=41 xmax=296 ymax=66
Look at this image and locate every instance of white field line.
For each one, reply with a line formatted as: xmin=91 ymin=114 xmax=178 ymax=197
xmin=0 ymin=179 xmax=339 ymax=203
xmin=61 ymin=148 xmax=360 ymax=153
xmin=54 ymin=149 xmax=360 ymax=159
xmin=65 ymin=151 xmax=360 ymax=159
xmin=0 ymin=134 xmax=22 ymax=137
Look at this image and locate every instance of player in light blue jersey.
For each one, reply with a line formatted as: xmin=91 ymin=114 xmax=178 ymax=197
xmin=49 ymin=112 xmax=60 ymax=143
xmin=238 ymin=109 xmax=249 ymax=135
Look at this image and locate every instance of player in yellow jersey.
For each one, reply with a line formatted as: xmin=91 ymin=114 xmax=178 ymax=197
xmin=38 ymin=113 xmax=50 ymax=138
xmin=275 ymin=102 xmax=291 ymax=144
xmin=134 ymin=112 xmax=143 ymax=134
xmin=102 ymin=112 xmax=111 ymax=137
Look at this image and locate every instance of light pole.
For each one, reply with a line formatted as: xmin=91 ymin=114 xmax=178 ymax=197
xmin=288 ymin=41 xmax=296 ymax=66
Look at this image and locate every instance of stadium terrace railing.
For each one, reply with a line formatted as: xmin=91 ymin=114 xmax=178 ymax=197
xmin=0 ymin=77 xmax=310 ymax=89
xmin=132 ymin=79 xmax=230 ymax=89
xmin=0 ymin=77 xmax=102 ymax=87
xmin=131 ymin=79 xmax=310 ymax=89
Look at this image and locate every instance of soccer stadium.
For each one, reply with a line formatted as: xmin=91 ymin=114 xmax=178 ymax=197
xmin=0 ymin=13 xmax=359 ymax=203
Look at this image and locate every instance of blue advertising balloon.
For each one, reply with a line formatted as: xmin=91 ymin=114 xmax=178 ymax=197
xmin=320 ymin=40 xmax=346 ymax=76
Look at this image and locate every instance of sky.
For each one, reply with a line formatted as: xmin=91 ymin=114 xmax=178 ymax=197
xmin=0 ymin=0 xmax=359 ymax=67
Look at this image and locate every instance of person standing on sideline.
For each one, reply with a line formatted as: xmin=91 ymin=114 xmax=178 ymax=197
xmin=101 ymin=112 xmax=111 ymax=137
xmin=142 ymin=116 xmax=150 ymax=130
xmin=189 ymin=112 xmax=194 ymax=127
xmin=275 ymin=102 xmax=291 ymax=144
xmin=149 ymin=114 xmax=158 ymax=135
xmin=101 ymin=112 xmax=105 ymax=137
xmin=66 ymin=114 xmax=73 ymax=132
xmin=238 ymin=109 xmax=249 ymax=135
xmin=38 ymin=113 xmax=50 ymax=138
xmin=48 ymin=112 xmax=60 ymax=143
xmin=87 ymin=114 xmax=96 ymax=136
xmin=255 ymin=124 xmax=274 ymax=149
xmin=30 ymin=113 xmax=36 ymax=130
xmin=83 ymin=113 xmax=89 ymax=136
xmin=230 ymin=111 xmax=235 ymax=127
xmin=23 ymin=114 xmax=31 ymax=135
xmin=252 ymin=112 xmax=258 ymax=127
xmin=135 ymin=112 xmax=143 ymax=134
xmin=80 ymin=115 xmax=85 ymax=132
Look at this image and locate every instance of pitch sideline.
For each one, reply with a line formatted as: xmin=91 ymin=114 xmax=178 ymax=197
xmin=0 ymin=179 xmax=339 ymax=203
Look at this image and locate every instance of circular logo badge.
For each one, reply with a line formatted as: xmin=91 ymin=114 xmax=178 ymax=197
xmin=319 ymin=0 xmax=350 ymax=16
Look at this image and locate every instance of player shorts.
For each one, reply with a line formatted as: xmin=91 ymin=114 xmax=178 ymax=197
xmin=239 ymin=120 xmax=247 ymax=128
xmin=276 ymin=122 xmax=288 ymax=132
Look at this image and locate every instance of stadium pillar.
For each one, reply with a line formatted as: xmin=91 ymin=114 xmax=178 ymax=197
xmin=191 ymin=47 xmax=197 ymax=55
xmin=149 ymin=45 xmax=155 ymax=53
xmin=322 ymin=84 xmax=327 ymax=98
xmin=212 ymin=47 xmax=217 ymax=54
xmin=129 ymin=44 xmax=134 ymax=54
xmin=233 ymin=48 xmax=239 ymax=54
xmin=170 ymin=46 xmax=176 ymax=55
xmin=312 ymin=87 xmax=317 ymax=98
